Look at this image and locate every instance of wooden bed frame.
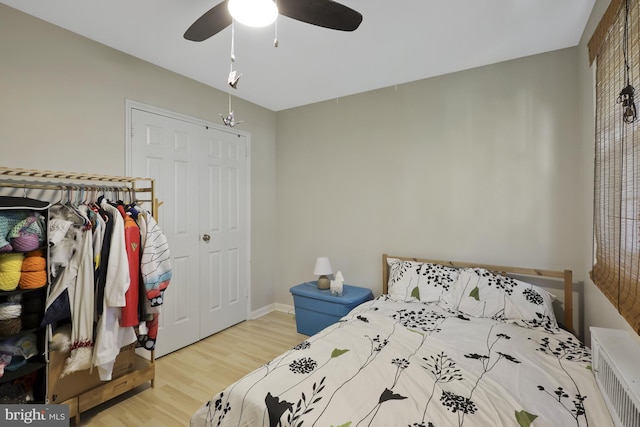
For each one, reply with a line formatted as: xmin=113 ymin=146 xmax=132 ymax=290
xmin=382 ymin=254 xmax=574 ymax=333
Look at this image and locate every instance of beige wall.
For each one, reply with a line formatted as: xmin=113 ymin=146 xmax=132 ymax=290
xmin=0 ymin=4 xmax=277 ymax=312
xmin=277 ymin=48 xmax=586 ymax=329
xmin=276 ymin=44 xmax=632 ymax=342
xmin=274 ymin=0 xmax=633 ymax=342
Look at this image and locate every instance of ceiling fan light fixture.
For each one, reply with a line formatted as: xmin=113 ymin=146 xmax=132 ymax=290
xmin=228 ymin=0 xmax=278 ymax=28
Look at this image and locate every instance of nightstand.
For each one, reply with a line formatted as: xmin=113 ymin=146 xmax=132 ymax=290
xmin=290 ymin=282 xmax=374 ymax=336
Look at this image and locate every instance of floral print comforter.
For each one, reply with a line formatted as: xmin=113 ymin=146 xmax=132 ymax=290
xmin=191 ymin=297 xmax=613 ymax=427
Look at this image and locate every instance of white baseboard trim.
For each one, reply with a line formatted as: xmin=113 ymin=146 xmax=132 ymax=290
xmin=251 ymin=303 xmax=295 ymax=319
xmin=276 ymin=303 xmax=295 ymax=315
xmin=250 ymin=304 xmax=274 ymax=319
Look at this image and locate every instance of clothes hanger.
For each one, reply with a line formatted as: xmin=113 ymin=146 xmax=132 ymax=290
xmin=56 ymin=185 xmax=88 ymax=226
xmin=54 ymin=186 xmax=65 ymax=205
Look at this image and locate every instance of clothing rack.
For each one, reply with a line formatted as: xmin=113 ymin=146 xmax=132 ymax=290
xmin=0 ymin=166 xmax=159 ymax=424
xmin=0 ymin=167 xmax=158 ymax=217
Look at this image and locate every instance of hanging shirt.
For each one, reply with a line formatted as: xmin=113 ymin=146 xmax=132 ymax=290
xmin=94 ymin=205 xmax=114 ymax=317
xmin=44 ymin=204 xmax=95 ymax=377
xmin=116 ymin=204 xmax=141 ymax=327
xmin=91 ymin=199 xmax=136 ymax=381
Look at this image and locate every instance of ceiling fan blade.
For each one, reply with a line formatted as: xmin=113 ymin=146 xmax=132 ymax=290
xmin=278 ymin=0 xmax=362 ymax=31
xmin=184 ymin=1 xmax=232 ymax=42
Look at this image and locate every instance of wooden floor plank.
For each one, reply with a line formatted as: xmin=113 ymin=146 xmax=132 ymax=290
xmin=79 ymin=311 xmax=306 ymax=426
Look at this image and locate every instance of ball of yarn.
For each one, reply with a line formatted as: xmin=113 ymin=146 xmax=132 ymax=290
xmin=0 ymin=212 xmax=28 ymax=252
xmin=0 ymin=253 xmax=24 ymax=273
xmin=25 ymin=249 xmax=44 ymax=257
xmin=10 ymin=234 xmax=40 ymax=252
xmin=0 ymin=271 xmax=21 ymax=291
xmin=19 ymin=251 xmax=46 ymax=289
xmin=0 ymin=318 xmax=22 ymax=337
xmin=0 ymin=302 xmax=21 ymax=320
xmin=8 ymin=214 xmax=43 ymax=253
xmin=19 ymin=271 xmax=47 ymax=290
xmin=21 ymin=256 xmax=46 ymax=273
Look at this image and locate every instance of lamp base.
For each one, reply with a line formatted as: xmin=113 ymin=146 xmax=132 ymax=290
xmin=317 ymin=275 xmax=330 ymax=290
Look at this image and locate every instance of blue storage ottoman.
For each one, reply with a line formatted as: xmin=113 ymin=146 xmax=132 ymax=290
xmin=290 ymin=282 xmax=373 ymax=336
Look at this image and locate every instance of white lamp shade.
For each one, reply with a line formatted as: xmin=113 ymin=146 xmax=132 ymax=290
xmin=228 ymin=0 xmax=278 ymax=28
xmin=313 ymin=257 xmax=333 ymax=276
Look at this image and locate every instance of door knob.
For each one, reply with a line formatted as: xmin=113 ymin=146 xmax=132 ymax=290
xmin=202 ymin=234 xmax=211 ymax=242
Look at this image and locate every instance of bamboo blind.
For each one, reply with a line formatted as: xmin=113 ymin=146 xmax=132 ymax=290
xmin=590 ymin=0 xmax=640 ymax=333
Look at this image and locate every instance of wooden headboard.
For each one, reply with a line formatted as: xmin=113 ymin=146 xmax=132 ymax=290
xmin=382 ymin=254 xmax=574 ymax=333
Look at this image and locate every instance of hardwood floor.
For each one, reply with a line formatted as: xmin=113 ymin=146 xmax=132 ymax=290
xmin=79 ymin=311 xmax=307 ymax=426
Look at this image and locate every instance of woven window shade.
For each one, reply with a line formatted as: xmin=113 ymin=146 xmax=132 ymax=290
xmin=590 ymin=0 xmax=640 ymax=333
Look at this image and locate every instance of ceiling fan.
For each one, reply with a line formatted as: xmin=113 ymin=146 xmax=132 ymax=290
xmin=184 ymin=0 xmax=363 ymax=42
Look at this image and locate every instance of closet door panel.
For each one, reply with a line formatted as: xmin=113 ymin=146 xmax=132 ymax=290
xmin=206 ymin=164 xmax=221 ymax=235
xmin=204 ymin=250 xmax=222 ymax=311
xmin=227 ymin=247 xmax=239 ymax=303
xmin=173 ymin=161 xmax=190 ymax=235
xmin=199 ymin=128 xmax=248 ymax=338
xmin=131 ymin=107 xmax=249 ymax=355
xmin=222 ymin=136 xmax=247 ymax=326
xmin=131 ymin=108 xmax=201 ymax=356
xmin=201 ymin=164 xmax=222 ymax=316
xmin=227 ymin=167 xmax=240 ymax=231
xmin=171 ymin=255 xmax=192 ymax=323
xmin=158 ymin=127 xmax=201 ymax=353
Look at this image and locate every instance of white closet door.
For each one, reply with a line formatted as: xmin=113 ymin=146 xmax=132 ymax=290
xmin=129 ymin=106 xmax=249 ymax=357
xmin=199 ymin=127 xmax=248 ymax=337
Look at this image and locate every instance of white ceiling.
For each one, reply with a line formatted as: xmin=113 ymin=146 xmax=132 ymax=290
xmin=2 ymin=0 xmax=595 ymax=112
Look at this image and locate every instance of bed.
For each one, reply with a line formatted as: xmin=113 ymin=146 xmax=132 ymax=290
xmin=190 ymin=254 xmax=614 ymax=427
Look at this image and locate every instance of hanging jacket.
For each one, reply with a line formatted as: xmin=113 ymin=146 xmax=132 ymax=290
xmin=132 ymin=207 xmax=171 ymax=350
xmin=135 ymin=208 xmax=171 ymax=312
xmin=116 ymin=204 xmax=141 ymax=327
xmin=91 ymin=199 xmax=136 ymax=381
xmin=44 ymin=204 xmax=95 ymax=376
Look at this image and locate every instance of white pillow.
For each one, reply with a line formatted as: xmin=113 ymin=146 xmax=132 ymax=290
xmin=387 ymin=258 xmax=458 ymax=302
xmin=439 ymin=268 xmax=559 ymax=332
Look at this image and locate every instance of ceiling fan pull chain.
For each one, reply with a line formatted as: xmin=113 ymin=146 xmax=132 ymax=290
xmin=274 ymin=20 xmax=278 ymax=47
xmin=227 ymin=20 xmax=242 ymax=89
xmin=230 ymin=20 xmax=236 ymax=62
xmin=274 ymin=1 xmax=279 ymax=48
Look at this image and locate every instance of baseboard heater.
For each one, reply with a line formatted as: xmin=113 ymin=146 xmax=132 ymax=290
xmin=590 ymin=327 xmax=640 ymax=427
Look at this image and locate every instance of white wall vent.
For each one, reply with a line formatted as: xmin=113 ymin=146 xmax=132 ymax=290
xmin=590 ymin=327 xmax=640 ymax=427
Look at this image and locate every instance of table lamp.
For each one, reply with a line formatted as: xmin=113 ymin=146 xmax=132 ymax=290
xmin=313 ymin=257 xmax=332 ymax=290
